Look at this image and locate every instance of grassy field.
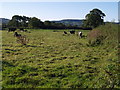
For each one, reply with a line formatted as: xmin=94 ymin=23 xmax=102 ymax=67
xmin=1 ymin=24 xmax=119 ymax=88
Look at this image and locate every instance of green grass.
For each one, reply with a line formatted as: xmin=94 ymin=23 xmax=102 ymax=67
xmin=1 ymin=24 xmax=119 ymax=88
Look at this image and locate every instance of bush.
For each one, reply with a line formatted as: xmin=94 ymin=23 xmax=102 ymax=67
xmin=88 ymin=29 xmax=105 ymax=46
xmin=87 ymin=23 xmax=118 ymax=47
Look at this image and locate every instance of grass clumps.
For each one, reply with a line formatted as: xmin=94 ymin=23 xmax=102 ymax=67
xmin=16 ymin=35 xmax=29 ymax=45
xmin=2 ymin=28 xmax=119 ymax=88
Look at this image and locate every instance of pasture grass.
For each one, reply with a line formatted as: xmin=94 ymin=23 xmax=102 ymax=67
xmin=2 ymin=24 xmax=119 ymax=88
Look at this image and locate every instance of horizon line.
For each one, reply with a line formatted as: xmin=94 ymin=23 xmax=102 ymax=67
xmin=0 ymin=17 xmax=119 ymax=23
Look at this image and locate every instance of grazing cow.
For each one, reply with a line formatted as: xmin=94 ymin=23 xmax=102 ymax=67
xmin=24 ymin=30 xmax=28 ymax=32
xmin=14 ymin=32 xmax=21 ymax=37
xmin=64 ymin=31 xmax=67 ymax=34
xmin=8 ymin=28 xmax=16 ymax=32
xmin=19 ymin=28 xmax=29 ymax=32
xmin=19 ymin=28 xmax=25 ymax=32
xmin=19 ymin=28 xmax=24 ymax=31
xmin=70 ymin=30 xmax=75 ymax=34
xmin=78 ymin=31 xmax=82 ymax=38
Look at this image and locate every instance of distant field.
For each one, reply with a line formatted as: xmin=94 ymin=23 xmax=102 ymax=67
xmin=2 ymin=26 xmax=119 ymax=88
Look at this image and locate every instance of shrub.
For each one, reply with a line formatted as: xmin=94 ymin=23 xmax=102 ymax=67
xmin=87 ymin=23 xmax=118 ymax=47
xmin=88 ymin=29 xmax=105 ymax=46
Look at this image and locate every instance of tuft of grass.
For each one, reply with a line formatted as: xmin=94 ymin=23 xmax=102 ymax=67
xmin=16 ymin=35 xmax=29 ymax=45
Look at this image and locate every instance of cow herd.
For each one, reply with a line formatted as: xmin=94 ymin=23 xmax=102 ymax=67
xmin=63 ymin=30 xmax=83 ymax=38
xmin=7 ymin=28 xmax=29 ymax=45
xmin=8 ymin=28 xmax=84 ymax=42
xmin=8 ymin=28 xmax=30 ymax=32
xmin=7 ymin=28 xmax=30 ymax=44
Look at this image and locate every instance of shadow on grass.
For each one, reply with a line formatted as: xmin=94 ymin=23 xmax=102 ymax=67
xmin=5 ymin=48 xmax=20 ymax=52
xmin=25 ymin=45 xmax=38 ymax=47
xmin=2 ymin=60 xmax=15 ymax=67
xmin=15 ymin=44 xmax=40 ymax=48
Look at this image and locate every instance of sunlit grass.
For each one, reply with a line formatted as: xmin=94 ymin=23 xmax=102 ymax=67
xmin=2 ymin=24 xmax=119 ymax=88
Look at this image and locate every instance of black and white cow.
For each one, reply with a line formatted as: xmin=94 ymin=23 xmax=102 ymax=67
xmin=19 ymin=28 xmax=24 ymax=32
xmin=19 ymin=28 xmax=29 ymax=32
xmin=70 ymin=30 xmax=75 ymax=34
xmin=64 ymin=31 xmax=67 ymax=34
xmin=14 ymin=32 xmax=21 ymax=37
xmin=8 ymin=28 xmax=16 ymax=32
xmin=78 ymin=31 xmax=82 ymax=38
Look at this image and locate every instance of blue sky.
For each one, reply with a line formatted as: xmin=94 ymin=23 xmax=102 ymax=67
xmin=1 ymin=2 xmax=118 ymax=22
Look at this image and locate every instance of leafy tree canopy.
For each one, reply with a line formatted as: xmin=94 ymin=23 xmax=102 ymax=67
xmin=8 ymin=15 xmax=30 ymax=28
xmin=28 ymin=17 xmax=43 ymax=29
xmin=83 ymin=8 xmax=106 ymax=28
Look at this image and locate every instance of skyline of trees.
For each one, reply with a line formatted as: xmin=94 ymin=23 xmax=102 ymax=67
xmin=7 ymin=15 xmax=81 ymax=29
xmin=5 ymin=8 xmax=107 ymax=29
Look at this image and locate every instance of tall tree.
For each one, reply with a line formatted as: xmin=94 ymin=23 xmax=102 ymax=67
xmin=8 ymin=15 xmax=30 ymax=28
xmin=83 ymin=8 xmax=106 ymax=28
xmin=28 ymin=17 xmax=43 ymax=29
xmin=8 ymin=19 xmax=19 ymax=28
xmin=21 ymin=16 xmax=30 ymax=28
xmin=44 ymin=21 xmax=52 ymax=29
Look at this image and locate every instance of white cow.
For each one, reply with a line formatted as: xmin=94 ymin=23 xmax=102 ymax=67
xmin=78 ymin=32 xmax=82 ymax=38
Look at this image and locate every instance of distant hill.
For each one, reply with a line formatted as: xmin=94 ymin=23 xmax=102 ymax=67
xmin=0 ymin=18 xmax=10 ymax=24
xmin=51 ymin=19 xmax=84 ymax=27
xmin=0 ymin=18 xmax=10 ymax=30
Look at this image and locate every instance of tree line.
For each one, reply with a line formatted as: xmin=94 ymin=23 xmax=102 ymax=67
xmin=4 ymin=8 xmax=106 ymax=30
xmin=6 ymin=15 xmax=81 ymax=29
